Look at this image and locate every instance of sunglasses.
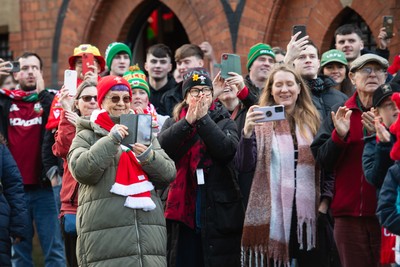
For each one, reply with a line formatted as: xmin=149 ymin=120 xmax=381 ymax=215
xmin=79 ymin=95 xmax=97 ymax=102
xmin=105 ymin=95 xmax=132 ymax=104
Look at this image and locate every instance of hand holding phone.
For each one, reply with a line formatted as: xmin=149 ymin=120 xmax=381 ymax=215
xmin=4 ymin=61 xmax=20 ymax=73
xmin=215 ymin=53 xmax=242 ymax=79
xmin=64 ymin=70 xmax=78 ymax=96
xmin=292 ymin=25 xmax=307 ymax=41
xmin=120 ymin=114 xmax=152 ymax=146
xmin=82 ymin=53 xmax=95 ymax=76
xmin=253 ymin=105 xmax=285 ymax=122
xmin=383 ymin=15 xmax=394 ymax=39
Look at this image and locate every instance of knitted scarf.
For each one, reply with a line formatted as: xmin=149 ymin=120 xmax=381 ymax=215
xmin=164 ymin=106 xmax=213 ymax=229
xmin=241 ymin=120 xmax=319 ymax=267
xmin=91 ymin=109 xmax=156 ymax=211
xmin=0 ymin=88 xmax=38 ymax=102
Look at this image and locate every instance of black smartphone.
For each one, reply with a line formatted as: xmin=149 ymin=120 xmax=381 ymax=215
xmin=5 ymin=61 xmax=20 ymax=72
xmin=219 ymin=53 xmax=241 ymax=79
xmin=292 ymin=25 xmax=307 ymax=40
xmin=120 ymin=114 xmax=152 ymax=146
xmin=254 ymin=105 xmax=285 ymax=123
xmin=383 ymin=15 xmax=394 ymax=39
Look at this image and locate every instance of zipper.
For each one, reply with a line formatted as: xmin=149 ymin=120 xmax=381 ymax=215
xmin=134 ymin=209 xmax=143 ymax=267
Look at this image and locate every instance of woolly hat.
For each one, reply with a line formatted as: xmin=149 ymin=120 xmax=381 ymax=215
xmin=350 ymin=54 xmax=389 ymax=73
xmin=246 ymin=43 xmax=275 ymax=71
xmin=97 ymin=75 xmax=131 ymax=108
xmin=123 ymin=65 xmax=150 ymax=97
xmin=321 ymin=49 xmax=348 ymax=67
xmin=105 ymin=42 xmax=132 ymax=70
xmin=373 ymin=82 xmax=400 ymax=107
xmin=182 ymin=67 xmax=213 ymax=97
xmin=68 ymin=44 xmax=106 ymax=72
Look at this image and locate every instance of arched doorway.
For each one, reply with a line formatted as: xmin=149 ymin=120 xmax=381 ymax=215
xmin=122 ymin=1 xmax=189 ymax=68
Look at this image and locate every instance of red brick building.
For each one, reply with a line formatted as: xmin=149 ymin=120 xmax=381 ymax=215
xmin=2 ymin=0 xmax=399 ymax=88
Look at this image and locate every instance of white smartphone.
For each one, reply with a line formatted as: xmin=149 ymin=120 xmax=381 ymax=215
xmin=254 ymin=105 xmax=285 ymax=122
xmin=64 ymin=70 xmax=77 ymax=96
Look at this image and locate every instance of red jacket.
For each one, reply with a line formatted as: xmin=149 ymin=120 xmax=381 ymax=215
xmin=331 ymin=94 xmax=377 ymax=216
xmin=52 ymin=110 xmax=79 ymax=216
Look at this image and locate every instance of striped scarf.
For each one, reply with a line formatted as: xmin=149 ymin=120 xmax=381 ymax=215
xmin=241 ymin=120 xmax=319 ymax=267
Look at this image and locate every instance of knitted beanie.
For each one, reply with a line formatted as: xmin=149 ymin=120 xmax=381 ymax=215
xmin=246 ymin=43 xmax=275 ymax=71
xmin=68 ymin=44 xmax=106 ymax=72
xmin=97 ymin=75 xmax=131 ymax=108
xmin=105 ymin=42 xmax=132 ymax=70
xmin=182 ymin=67 xmax=213 ymax=97
xmin=123 ymin=65 xmax=150 ymax=97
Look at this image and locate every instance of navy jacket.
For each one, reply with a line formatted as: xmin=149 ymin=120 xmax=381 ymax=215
xmin=0 ymin=143 xmax=29 ymax=266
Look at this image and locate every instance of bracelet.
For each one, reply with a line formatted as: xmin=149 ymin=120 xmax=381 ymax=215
xmin=140 ymin=150 xmax=155 ymax=166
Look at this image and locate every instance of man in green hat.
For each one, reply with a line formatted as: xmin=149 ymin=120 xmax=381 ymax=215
xmin=105 ymin=42 xmax=132 ymax=77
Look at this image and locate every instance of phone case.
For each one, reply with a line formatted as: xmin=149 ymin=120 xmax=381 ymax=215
xmin=220 ymin=53 xmax=241 ymax=79
xmin=82 ymin=53 xmax=94 ymax=76
xmin=292 ymin=25 xmax=307 ymax=40
xmin=254 ymin=105 xmax=285 ymax=122
xmin=383 ymin=16 xmax=394 ymax=39
xmin=64 ymin=70 xmax=78 ymax=96
xmin=120 ymin=114 xmax=152 ymax=146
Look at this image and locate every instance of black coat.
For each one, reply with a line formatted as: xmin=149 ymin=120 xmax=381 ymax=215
xmin=0 ymin=144 xmax=29 ymax=266
xmin=158 ymin=103 xmax=244 ymax=267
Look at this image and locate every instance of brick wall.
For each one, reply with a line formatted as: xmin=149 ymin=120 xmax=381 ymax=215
xmin=8 ymin=0 xmax=400 ymax=87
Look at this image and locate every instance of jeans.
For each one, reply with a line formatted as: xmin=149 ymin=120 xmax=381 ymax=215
xmin=12 ymin=186 xmax=65 ymax=267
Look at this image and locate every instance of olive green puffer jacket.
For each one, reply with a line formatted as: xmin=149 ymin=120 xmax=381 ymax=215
xmin=67 ymin=117 xmax=176 ymax=267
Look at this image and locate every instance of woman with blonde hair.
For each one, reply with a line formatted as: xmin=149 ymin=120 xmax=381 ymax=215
xmin=235 ymin=64 xmax=321 ymax=266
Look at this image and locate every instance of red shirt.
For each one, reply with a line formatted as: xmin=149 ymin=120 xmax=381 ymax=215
xmin=8 ymin=100 xmax=43 ymax=184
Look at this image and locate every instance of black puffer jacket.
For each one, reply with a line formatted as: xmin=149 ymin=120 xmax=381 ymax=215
xmin=159 ymin=103 xmax=244 ymax=267
xmin=0 ymin=142 xmax=29 ymax=266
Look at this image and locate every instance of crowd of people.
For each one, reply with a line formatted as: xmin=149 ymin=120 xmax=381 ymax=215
xmin=0 ymin=22 xmax=400 ymax=267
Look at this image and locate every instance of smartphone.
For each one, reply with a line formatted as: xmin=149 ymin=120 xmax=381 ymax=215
xmin=120 ymin=114 xmax=152 ymax=146
xmin=220 ymin=53 xmax=241 ymax=79
xmin=136 ymin=114 xmax=152 ymax=146
xmin=254 ymin=105 xmax=285 ymax=122
xmin=64 ymin=70 xmax=78 ymax=96
xmin=5 ymin=61 xmax=20 ymax=72
xmin=292 ymin=25 xmax=307 ymax=40
xmin=82 ymin=53 xmax=94 ymax=76
xmin=383 ymin=15 xmax=394 ymax=39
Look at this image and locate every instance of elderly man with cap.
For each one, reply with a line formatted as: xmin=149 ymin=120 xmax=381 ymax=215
xmin=104 ymin=42 xmax=132 ymax=77
xmin=311 ymin=54 xmax=389 ymax=267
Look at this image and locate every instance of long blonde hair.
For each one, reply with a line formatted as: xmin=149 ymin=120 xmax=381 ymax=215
xmin=259 ymin=65 xmax=320 ymax=140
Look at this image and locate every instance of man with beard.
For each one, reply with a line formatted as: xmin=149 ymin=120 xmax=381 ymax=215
xmin=144 ymin=43 xmax=176 ymax=115
xmin=0 ymin=52 xmax=66 ymax=266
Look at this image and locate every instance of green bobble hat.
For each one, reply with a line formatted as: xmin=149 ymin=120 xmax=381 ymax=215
xmin=105 ymin=42 xmax=132 ymax=70
xmin=321 ymin=49 xmax=348 ymax=67
xmin=123 ymin=65 xmax=150 ymax=97
xmin=246 ymin=43 xmax=275 ymax=71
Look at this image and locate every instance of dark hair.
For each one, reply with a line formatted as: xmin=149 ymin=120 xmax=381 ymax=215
xmin=147 ymin=43 xmax=172 ymax=59
xmin=17 ymin=52 xmax=43 ymax=70
xmin=0 ymin=133 xmax=6 ymax=145
xmin=272 ymin=47 xmax=286 ymax=56
xmin=175 ymin=44 xmax=204 ymax=62
xmin=0 ymin=73 xmax=16 ymax=87
xmin=305 ymin=40 xmax=319 ymax=57
xmin=335 ymin=24 xmax=363 ymax=40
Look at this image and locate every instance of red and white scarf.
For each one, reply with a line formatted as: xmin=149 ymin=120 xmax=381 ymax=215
xmin=91 ymin=109 xmax=156 ymax=211
xmin=241 ymin=120 xmax=319 ymax=266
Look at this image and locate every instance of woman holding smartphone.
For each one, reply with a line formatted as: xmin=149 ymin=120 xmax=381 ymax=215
xmin=67 ymin=75 xmax=175 ymax=267
xmin=158 ymin=67 xmax=244 ymax=267
xmin=235 ymin=65 xmax=321 ymax=266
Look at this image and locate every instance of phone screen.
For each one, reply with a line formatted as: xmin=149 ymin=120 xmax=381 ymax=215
xmin=136 ymin=114 xmax=152 ymax=146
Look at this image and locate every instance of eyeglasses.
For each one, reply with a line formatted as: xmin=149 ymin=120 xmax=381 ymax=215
xmin=79 ymin=95 xmax=97 ymax=102
xmin=105 ymin=95 xmax=131 ymax=104
xmin=189 ymin=87 xmax=213 ymax=97
xmin=359 ymin=67 xmax=386 ymax=76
